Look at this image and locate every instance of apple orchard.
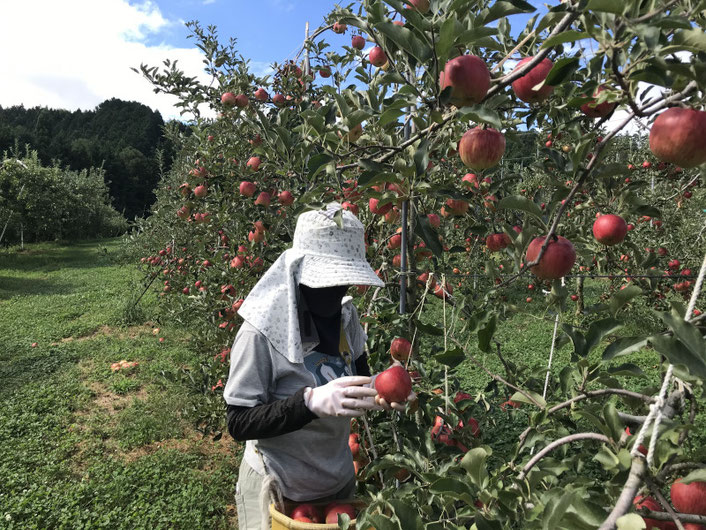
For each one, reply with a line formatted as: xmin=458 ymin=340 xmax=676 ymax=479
xmin=126 ymin=1 xmax=706 ymax=528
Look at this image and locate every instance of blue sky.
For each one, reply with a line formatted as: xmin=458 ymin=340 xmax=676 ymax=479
xmin=0 ymin=0 xmax=549 ymax=120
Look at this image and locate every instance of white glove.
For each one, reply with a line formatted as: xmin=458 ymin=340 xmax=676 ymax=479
xmin=304 ymin=376 xmax=382 ymax=418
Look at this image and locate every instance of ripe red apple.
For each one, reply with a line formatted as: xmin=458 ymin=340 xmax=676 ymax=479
xmin=390 ymin=337 xmax=412 ymax=362
xmin=388 ymin=233 xmax=402 ymax=249
xmin=593 ymin=214 xmax=628 ymax=245
xmin=319 ymin=66 xmax=331 ymax=78
xmin=459 ymin=128 xmax=505 ymax=169
xmin=278 ymin=190 xmax=294 ymax=206
xmin=427 ymin=213 xmax=441 ymax=228
xmin=369 ymin=198 xmax=392 ymax=216
xmin=272 ymin=93 xmax=286 ymax=106
xmin=408 ymin=0 xmax=430 ymax=13
xmin=580 ymin=85 xmax=616 ymax=118
xmin=239 ymin=181 xmax=256 ymax=197
xmin=439 ymin=55 xmax=490 ymax=107
xmin=220 ymin=92 xmax=237 ymax=106
xmin=290 ymin=504 xmax=322 ymax=523
xmin=255 ymin=192 xmax=270 ymax=206
xmin=324 ymin=503 xmax=356 ymax=524
xmin=254 ymin=88 xmax=268 ymax=102
xmin=486 ymin=233 xmax=510 ymax=252
xmin=672 ymin=478 xmax=706 ymax=515
xmin=511 ymin=57 xmax=554 ymax=104
xmin=462 ymin=173 xmax=479 ymax=190
xmin=234 ymin=94 xmax=248 ymax=108
xmin=525 ymin=235 xmax=576 ymax=280
xmin=369 ymin=46 xmax=387 ymax=67
xmin=445 ymin=198 xmax=469 ymax=216
xmin=634 ymin=495 xmax=675 ymax=530
xmin=375 ymin=365 xmax=412 ymax=403
xmin=649 ymin=107 xmax=706 ymax=167
xmin=351 ymin=35 xmax=365 ymax=49
xmin=342 ymin=201 xmax=359 ymax=215
xmin=193 ymin=185 xmax=208 ymax=198
xmin=332 ymin=21 xmax=347 ymax=34
xmin=247 ymin=157 xmax=261 ymax=171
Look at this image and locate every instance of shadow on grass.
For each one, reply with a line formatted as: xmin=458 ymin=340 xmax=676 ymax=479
xmin=0 ymin=275 xmax=81 ymax=300
xmin=0 ymin=345 xmax=80 ymax=399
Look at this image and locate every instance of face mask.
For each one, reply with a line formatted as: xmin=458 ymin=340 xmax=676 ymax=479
xmin=299 ymin=284 xmax=349 ymax=317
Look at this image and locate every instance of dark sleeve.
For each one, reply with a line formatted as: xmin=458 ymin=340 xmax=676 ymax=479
xmin=226 ymin=387 xmax=318 ymax=442
xmin=355 ymin=351 xmax=371 ymax=377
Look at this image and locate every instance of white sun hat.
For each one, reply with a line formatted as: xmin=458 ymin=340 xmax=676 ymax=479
xmin=237 ymin=202 xmax=383 ymax=363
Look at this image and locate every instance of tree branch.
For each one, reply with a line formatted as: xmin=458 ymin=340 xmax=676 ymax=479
xmin=517 ymin=433 xmax=611 ymax=480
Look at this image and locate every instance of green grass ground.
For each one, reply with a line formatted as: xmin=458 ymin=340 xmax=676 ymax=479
xmin=0 ymin=238 xmax=240 ymax=529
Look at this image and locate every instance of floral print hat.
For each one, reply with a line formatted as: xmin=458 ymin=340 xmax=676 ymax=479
xmin=237 ymin=202 xmax=383 ymax=363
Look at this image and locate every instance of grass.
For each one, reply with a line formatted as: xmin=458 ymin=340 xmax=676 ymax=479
xmin=0 ymin=238 xmax=240 ymax=529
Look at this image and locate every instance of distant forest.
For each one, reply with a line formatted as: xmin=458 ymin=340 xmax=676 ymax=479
xmin=0 ymin=98 xmax=180 ymax=220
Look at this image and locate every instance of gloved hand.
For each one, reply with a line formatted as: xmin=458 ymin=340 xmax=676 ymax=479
xmin=304 ymin=376 xmax=382 ymax=418
xmin=371 ymin=362 xmax=417 ymax=413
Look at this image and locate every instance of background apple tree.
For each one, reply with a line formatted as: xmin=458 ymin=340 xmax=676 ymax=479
xmin=125 ymin=1 xmax=706 ymax=528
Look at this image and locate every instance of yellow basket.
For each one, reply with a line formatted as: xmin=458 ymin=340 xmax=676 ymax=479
xmin=270 ymin=499 xmax=366 ymax=530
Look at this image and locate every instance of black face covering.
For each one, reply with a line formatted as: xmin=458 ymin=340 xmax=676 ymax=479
xmin=299 ymin=284 xmax=349 ymax=317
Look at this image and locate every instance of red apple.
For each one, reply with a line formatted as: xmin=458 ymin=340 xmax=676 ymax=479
xmin=324 ymin=503 xmax=356 ymax=524
xmin=239 ymin=181 xmax=256 ymax=197
xmin=511 ymin=57 xmax=554 ymax=104
xmin=580 ymin=85 xmax=616 ymax=118
xmin=375 ymin=365 xmax=412 ymax=403
xmin=351 ymin=35 xmax=365 ymax=49
xmin=593 ymin=214 xmax=628 ymax=245
xmin=369 ymin=198 xmax=393 ymax=216
xmin=459 ymin=128 xmax=505 ymax=169
xmin=445 ymin=199 xmax=469 ymax=216
xmin=525 ymin=236 xmax=576 ymax=280
xmin=408 ymin=0 xmax=430 ymax=13
xmin=254 ymin=88 xmax=268 ymax=102
xmin=193 ymin=185 xmax=208 ymax=198
xmin=332 ymin=21 xmax=347 ymax=34
xmin=254 ymin=192 xmax=270 ymax=206
xmin=649 ymin=107 xmax=706 ymax=167
xmin=342 ymin=201 xmax=359 ymax=215
xmin=427 ymin=213 xmax=441 ymax=228
xmin=290 ymin=504 xmax=322 ymax=523
xmin=369 ymin=46 xmax=387 ymax=67
xmin=247 ymin=157 xmax=261 ymax=171
xmin=220 ymin=92 xmax=237 ymax=106
xmin=439 ymin=55 xmax=490 ymax=107
xmin=390 ymin=337 xmax=412 ymax=362
xmin=671 ymin=478 xmax=706 ymax=515
xmin=278 ymin=190 xmax=294 ymax=206
xmin=319 ymin=66 xmax=331 ymax=78
xmin=634 ymin=495 xmax=676 ymax=530
xmin=462 ymin=173 xmax=479 ymax=190
xmin=272 ymin=93 xmax=286 ymax=106
xmin=486 ymin=233 xmax=511 ymax=252
xmin=388 ymin=233 xmax=402 ymax=250
xmin=235 ymin=94 xmax=248 ymax=108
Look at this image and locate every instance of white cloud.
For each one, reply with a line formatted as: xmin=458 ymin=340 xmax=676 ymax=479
xmin=0 ymin=0 xmax=216 ymax=121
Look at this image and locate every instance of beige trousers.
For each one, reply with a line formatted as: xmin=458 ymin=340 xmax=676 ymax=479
xmin=235 ymin=458 xmax=356 ymax=530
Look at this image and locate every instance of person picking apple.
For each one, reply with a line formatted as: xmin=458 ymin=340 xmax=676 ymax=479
xmin=223 ymin=203 xmax=415 ymax=529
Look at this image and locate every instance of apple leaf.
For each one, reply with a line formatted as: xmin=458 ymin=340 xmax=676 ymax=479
xmin=603 ymin=337 xmax=649 ymax=361
xmin=483 ymin=0 xmax=535 ymax=25
xmin=363 ymin=514 xmax=399 ymax=530
xmin=541 ymin=30 xmax=586 ymax=50
xmin=435 ymin=347 xmax=465 ymax=368
xmin=436 ymin=16 xmax=457 ymax=65
xmin=375 ymin=22 xmax=431 ymax=64
xmin=458 ymin=106 xmax=502 ymax=130
xmin=671 ymin=28 xmax=706 ymax=53
xmin=345 ymin=109 xmax=369 ymax=129
xmin=651 ymin=335 xmax=706 ymax=379
xmin=680 ymin=468 xmax=706 ymax=485
xmin=544 ymin=57 xmax=580 ymax=85
xmin=587 ymin=0 xmax=626 ymax=14
xmin=414 ymin=139 xmax=429 ymax=177
xmin=658 ymin=310 xmax=705 ymax=359
xmin=387 ymin=500 xmax=424 ymax=530
xmin=542 ymin=490 xmax=576 ymax=530
xmin=307 ymin=154 xmax=332 ymax=178
xmin=585 ymin=318 xmax=623 ymax=356
xmin=429 ymin=477 xmax=475 ymax=503
xmin=510 ymin=390 xmax=546 ymax=409
xmin=609 ymin=285 xmax=642 ymax=317
xmin=460 ymin=447 xmax=489 ymax=489
xmin=477 ymin=313 xmax=496 ymax=353
xmin=562 ymin=323 xmax=587 ymax=358
xmin=497 ymin=195 xmax=543 ymax=219
xmin=414 ymin=213 xmax=443 ymax=258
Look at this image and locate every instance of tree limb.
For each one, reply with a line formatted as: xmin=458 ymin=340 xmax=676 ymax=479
xmin=517 ymin=433 xmax=611 ymax=480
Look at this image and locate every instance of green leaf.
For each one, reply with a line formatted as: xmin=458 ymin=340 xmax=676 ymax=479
xmin=587 ymin=0 xmax=625 ymax=14
xmin=544 ymin=57 xmax=580 ymax=86
xmin=510 ymin=390 xmax=546 ymax=409
xmin=436 ymin=16 xmax=456 ymax=64
xmin=672 ymin=28 xmax=706 ymax=53
xmin=609 ymin=285 xmax=642 ymax=317
xmin=497 ymin=195 xmax=543 ymax=219
xmin=365 ymin=514 xmax=400 ymax=530
xmin=603 ymin=337 xmax=649 ymax=360
xmin=379 ymin=107 xmax=405 ymax=127
xmin=387 ymin=500 xmax=424 ymax=530
xmin=375 ymin=22 xmax=431 ymax=64
xmin=603 ymin=402 xmax=623 ymax=441
xmin=414 ymin=139 xmax=429 ymax=177
xmin=681 ymin=468 xmax=706 ymax=485
xmin=659 ymin=311 xmax=706 ymax=358
xmin=458 ymin=106 xmax=502 ymax=130
xmin=435 ymin=347 xmax=465 ymax=368
xmin=594 ymin=446 xmax=620 ymax=470
xmin=345 ymin=109 xmax=370 ymax=129
xmin=542 ymin=491 xmax=576 ymax=530
xmin=414 ymin=213 xmax=443 ymax=258
xmin=652 ymin=335 xmax=706 ymax=379
xmin=478 ymin=314 xmax=496 ymax=353
xmin=307 ymin=154 xmax=333 ymax=178
xmin=460 ymin=447 xmax=489 ymax=489
xmin=484 ymin=0 xmax=535 ymax=24
xmin=585 ymin=318 xmax=623 ymax=356
xmin=563 ymin=323 xmax=587 ymax=358
xmin=541 ymin=31 xmax=586 ymax=50
xmin=429 ymin=477 xmax=474 ymax=501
